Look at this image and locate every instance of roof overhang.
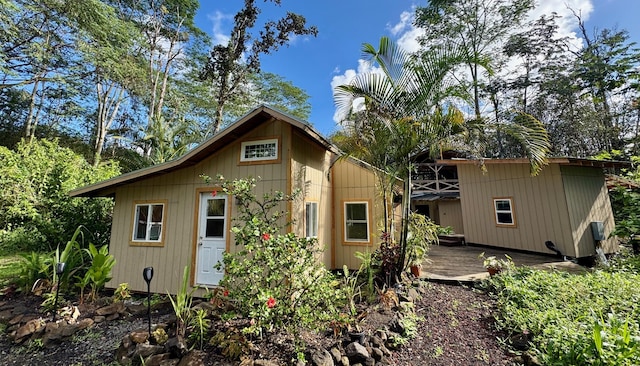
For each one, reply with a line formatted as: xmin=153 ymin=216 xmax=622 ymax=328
xmin=436 ymin=157 xmax=631 ymax=169
xmin=71 ymin=105 xmax=341 ymax=197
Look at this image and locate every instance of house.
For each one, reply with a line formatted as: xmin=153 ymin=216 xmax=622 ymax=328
xmin=70 ymin=106 xmax=398 ymax=294
xmin=411 ymin=157 xmax=627 ymax=259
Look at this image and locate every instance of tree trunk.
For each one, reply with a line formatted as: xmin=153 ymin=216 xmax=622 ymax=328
xmin=94 ymin=82 xmax=125 ymax=166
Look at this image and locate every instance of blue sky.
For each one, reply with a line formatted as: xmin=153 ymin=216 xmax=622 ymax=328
xmin=194 ymin=0 xmax=640 ymax=137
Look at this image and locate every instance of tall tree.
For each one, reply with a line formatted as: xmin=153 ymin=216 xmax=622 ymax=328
xmin=200 ymin=0 xmax=318 ymax=134
xmin=573 ymin=14 xmax=640 ymax=152
xmin=415 ymin=0 xmax=534 ymax=122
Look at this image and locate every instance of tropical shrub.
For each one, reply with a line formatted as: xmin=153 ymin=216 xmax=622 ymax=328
xmin=486 ymin=267 xmax=640 ymax=365
xmin=168 ymin=266 xmax=195 ymax=339
xmin=204 ymin=175 xmax=342 ymax=336
xmin=77 ymin=243 xmax=116 ymax=302
xmin=15 ymin=226 xmax=116 ymax=305
xmin=405 ymin=212 xmax=439 ymax=268
xmin=0 ymin=139 xmax=120 ymax=253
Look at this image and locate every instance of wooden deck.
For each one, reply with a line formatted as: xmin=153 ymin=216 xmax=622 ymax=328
xmin=421 ymin=244 xmax=587 ymax=283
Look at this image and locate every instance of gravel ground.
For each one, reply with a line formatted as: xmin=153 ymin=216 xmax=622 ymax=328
xmin=0 ymin=281 xmax=517 ymax=365
xmin=390 ymin=282 xmax=517 ymax=366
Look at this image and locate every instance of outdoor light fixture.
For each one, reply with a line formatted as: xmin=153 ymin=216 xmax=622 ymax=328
xmin=143 ymin=267 xmax=154 ymax=337
xmin=52 ymin=262 xmax=66 ymax=322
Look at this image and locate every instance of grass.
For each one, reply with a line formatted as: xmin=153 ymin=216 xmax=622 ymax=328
xmin=0 ymin=254 xmax=22 ymax=289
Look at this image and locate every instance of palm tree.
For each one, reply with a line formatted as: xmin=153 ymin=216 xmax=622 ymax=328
xmin=333 ymin=36 xmax=550 ymax=283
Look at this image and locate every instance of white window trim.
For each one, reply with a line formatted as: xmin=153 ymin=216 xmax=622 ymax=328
xmin=240 ymin=138 xmax=278 ymax=162
xmin=305 ymin=202 xmax=318 ymax=238
xmin=493 ymin=198 xmax=515 ymax=226
xmin=344 ymin=201 xmax=370 ymax=242
xmin=132 ymin=203 xmax=165 ymax=242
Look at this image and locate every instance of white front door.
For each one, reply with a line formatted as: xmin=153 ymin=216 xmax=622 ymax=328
xmin=195 ymin=192 xmax=227 ymax=286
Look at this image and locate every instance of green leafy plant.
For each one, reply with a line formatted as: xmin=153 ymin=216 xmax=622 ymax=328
xmin=204 ymin=175 xmax=342 ymax=336
xmin=188 ymin=308 xmax=211 ymax=350
xmin=341 ymin=265 xmax=363 ymax=331
xmin=478 ymin=252 xmax=513 ymax=274
xmin=113 ymin=283 xmax=131 ymax=303
xmin=486 ymin=266 xmax=640 ymax=365
xmin=211 ymin=330 xmax=251 ymax=361
xmin=354 ymin=250 xmax=376 ymax=301
xmin=17 ymin=252 xmax=51 ymax=292
xmin=405 ymin=212 xmax=439 ymax=269
xmin=168 ymin=265 xmax=195 ymax=338
xmin=77 ymin=243 xmax=116 ymax=303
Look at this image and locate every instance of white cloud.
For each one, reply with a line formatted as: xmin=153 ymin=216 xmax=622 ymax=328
xmin=528 ymin=0 xmax=594 ymax=51
xmin=331 ymin=60 xmax=384 ymax=122
xmin=388 ymin=10 xmax=413 ymax=36
xmin=208 ymin=10 xmax=232 ymax=46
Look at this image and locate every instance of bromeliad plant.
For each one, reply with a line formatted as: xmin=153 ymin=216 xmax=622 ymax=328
xmin=202 ymin=175 xmax=342 ymax=336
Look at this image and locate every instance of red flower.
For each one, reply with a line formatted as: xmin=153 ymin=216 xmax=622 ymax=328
xmin=266 ymin=297 xmax=276 ymax=308
xmin=261 ymin=233 xmax=270 ymax=241
xmin=223 ymin=289 xmax=229 ymax=297
xmin=211 ymin=190 xmax=217 ymax=197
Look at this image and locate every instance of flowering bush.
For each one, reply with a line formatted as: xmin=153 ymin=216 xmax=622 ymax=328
xmin=203 ymin=175 xmax=342 ymax=336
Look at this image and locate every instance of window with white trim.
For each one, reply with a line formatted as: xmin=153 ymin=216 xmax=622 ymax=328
xmin=133 ymin=203 xmax=165 ymax=242
xmin=344 ymin=202 xmax=369 ymax=242
xmin=493 ymin=198 xmax=515 ymax=226
xmin=240 ymin=139 xmax=278 ymax=162
xmin=305 ymin=202 xmax=318 ymax=238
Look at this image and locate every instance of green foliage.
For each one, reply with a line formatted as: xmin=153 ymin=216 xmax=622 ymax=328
xmin=188 ymin=309 xmax=210 ymax=350
xmin=605 ymin=248 xmax=640 ymax=273
xmin=609 ymin=187 xmax=640 ymax=242
xmin=405 ymin=213 xmax=439 ymax=268
xmin=79 ymin=243 xmax=116 ymax=302
xmin=17 ymin=252 xmax=51 ymax=292
xmin=206 ymin=175 xmax=341 ymax=336
xmin=354 ymin=251 xmax=376 ymax=301
xmin=211 ymin=330 xmax=251 ymax=361
xmin=486 ymin=267 xmax=640 ymax=365
xmin=14 ymin=226 xmax=115 ymax=306
xmin=0 ymin=139 xmax=120 ymax=253
xmin=168 ymin=266 xmax=195 ymax=338
xmin=113 ymin=283 xmax=131 ymax=303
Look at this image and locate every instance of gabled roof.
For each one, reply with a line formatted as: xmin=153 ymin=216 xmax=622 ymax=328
xmin=71 ymin=105 xmax=340 ymax=197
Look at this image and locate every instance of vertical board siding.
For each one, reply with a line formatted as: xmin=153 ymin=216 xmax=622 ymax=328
xmin=458 ymin=163 xmax=575 ymax=256
xmin=332 ymin=160 xmax=382 ymax=269
xmin=561 ymin=166 xmax=618 ymax=256
xmin=108 ymin=120 xmax=290 ymax=293
xmin=290 ymin=130 xmax=334 ymax=267
xmin=438 ymin=200 xmax=464 ymax=234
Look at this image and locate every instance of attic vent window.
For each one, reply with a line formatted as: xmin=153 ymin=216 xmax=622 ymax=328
xmin=493 ymin=198 xmax=516 ymax=226
xmin=240 ymin=139 xmax=278 ymax=162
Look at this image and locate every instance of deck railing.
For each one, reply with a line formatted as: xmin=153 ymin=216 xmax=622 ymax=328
xmin=412 ymin=163 xmax=459 ymax=194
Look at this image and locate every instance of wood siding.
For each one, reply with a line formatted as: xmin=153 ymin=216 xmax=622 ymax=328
xmin=457 ymin=163 xmax=576 ymax=256
xmin=560 ymin=166 xmax=617 ymax=256
xmin=108 ymin=119 xmax=291 ymax=294
xmin=438 ymin=200 xmax=464 ymax=234
xmin=290 ymin=129 xmax=335 ymax=268
xmin=331 ymin=160 xmax=385 ymax=269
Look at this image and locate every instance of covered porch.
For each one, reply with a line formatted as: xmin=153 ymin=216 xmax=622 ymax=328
xmin=422 ymin=244 xmax=588 ymax=282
